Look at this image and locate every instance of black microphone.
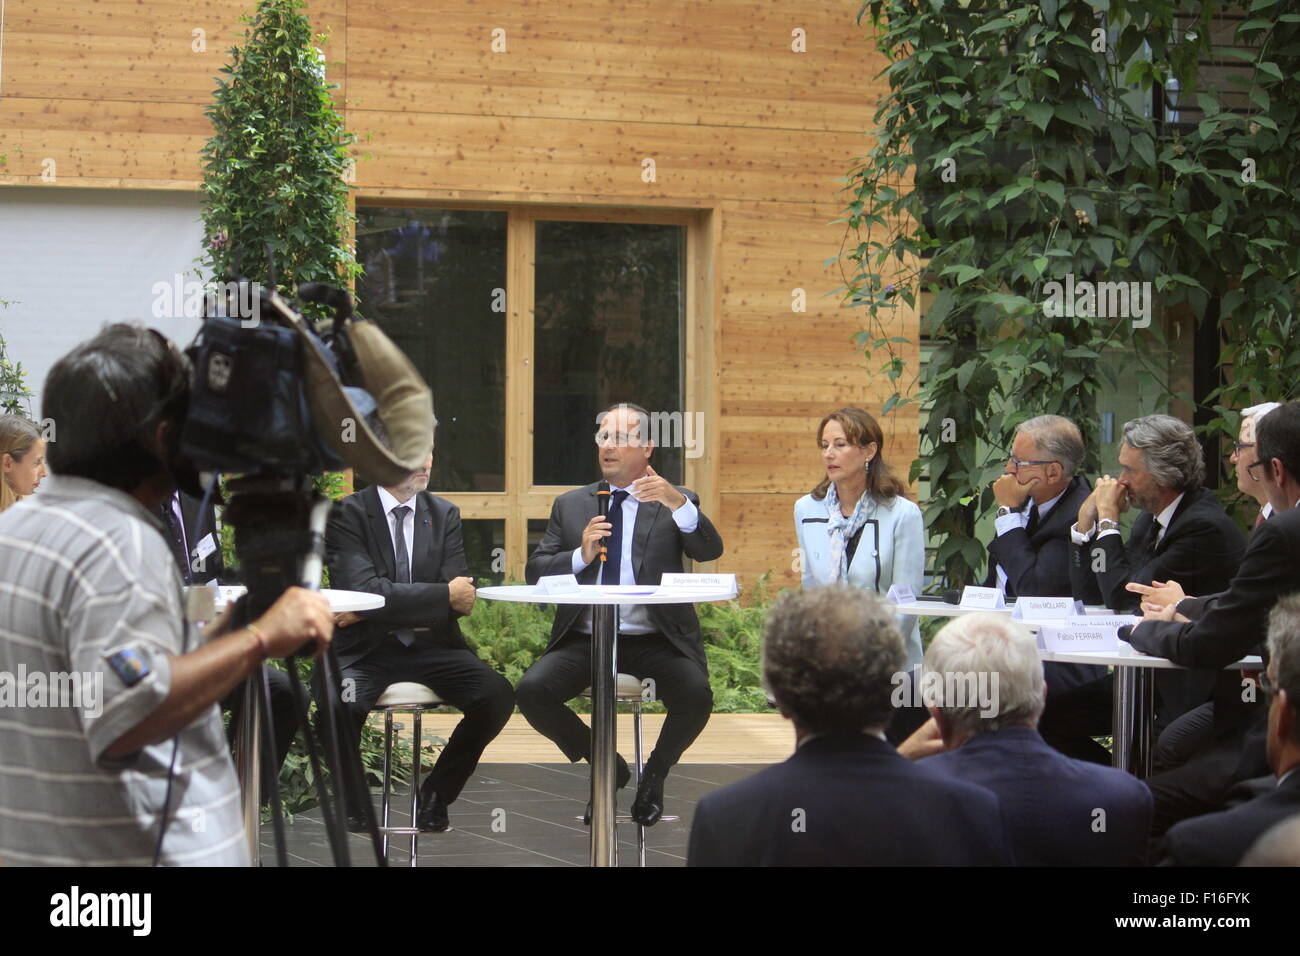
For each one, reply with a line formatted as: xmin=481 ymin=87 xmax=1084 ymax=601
xmin=596 ymin=480 xmax=611 ymax=565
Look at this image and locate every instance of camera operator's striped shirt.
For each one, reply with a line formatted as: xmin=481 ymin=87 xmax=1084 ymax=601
xmin=0 ymin=475 xmax=247 ymax=866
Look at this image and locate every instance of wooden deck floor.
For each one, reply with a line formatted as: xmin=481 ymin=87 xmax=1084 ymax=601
xmin=374 ymin=712 xmax=794 ymax=764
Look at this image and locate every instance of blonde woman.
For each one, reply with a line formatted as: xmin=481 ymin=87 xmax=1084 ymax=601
xmin=0 ymin=415 xmax=47 ymax=513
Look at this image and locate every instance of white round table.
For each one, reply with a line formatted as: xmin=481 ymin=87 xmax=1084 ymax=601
xmin=477 ymin=582 xmax=737 ymax=867
xmin=892 ymin=599 xmax=1263 ymax=777
xmin=210 ymin=585 xmax=385 ymax=614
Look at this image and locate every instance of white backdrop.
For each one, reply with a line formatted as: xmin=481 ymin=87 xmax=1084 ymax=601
xmin=0 ymin=187 xmax=206 ymax=415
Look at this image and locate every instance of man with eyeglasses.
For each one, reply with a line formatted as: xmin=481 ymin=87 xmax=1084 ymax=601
xmin=984 ymin=415 xmax=1095 ymax=693
xmin=1122 ymin=401 xmax=1300 ymax=835
xmin=518 ymin=401 xmax=724 ymax=827
xmin=1155 ymin=593 xmax=1300 ymax=866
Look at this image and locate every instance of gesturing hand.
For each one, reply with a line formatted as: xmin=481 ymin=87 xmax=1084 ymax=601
xmin=629 ymin=466 xmax=688 ymax=511
xmin=1126 ymin=579 xmax=1187 ymax=609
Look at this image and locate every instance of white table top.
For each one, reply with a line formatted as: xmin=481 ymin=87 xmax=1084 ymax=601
xmin=210 ymin=586 xmax=385 ymax=613
xmin=891 ymin=600 xmax=1115 ymax=619
xmin=1040 ymin=646 xmax=1263 ymax=670
xmin=477 ymin=583 xmax=738 ymax=606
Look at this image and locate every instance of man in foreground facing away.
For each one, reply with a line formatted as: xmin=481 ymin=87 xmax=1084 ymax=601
xmin=921 ymin=613 xmax=1152 ymax=866
xmin=686 ymin=586 xmax=1011 ymax=866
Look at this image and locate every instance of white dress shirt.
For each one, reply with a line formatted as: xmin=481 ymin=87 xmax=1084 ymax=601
xmin=570 ymin=481 xmax=700 ymax=634
xmin=376 ymin=485 xmax=416 ymax=576
xmin=994 ymin=487 xmax=1066 ymax=595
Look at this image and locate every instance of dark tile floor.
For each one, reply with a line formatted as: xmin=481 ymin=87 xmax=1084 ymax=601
xmin=258 ymin=762 xmax=768 ymax=867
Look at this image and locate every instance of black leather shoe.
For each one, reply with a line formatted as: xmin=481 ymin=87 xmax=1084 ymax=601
xmin=417 ymin=780 xmax=451 ymax=833
xmin=582 ymin=754 xmax=632 ymax=825
xmin=630 ymin=766 xmax=666 ymax=827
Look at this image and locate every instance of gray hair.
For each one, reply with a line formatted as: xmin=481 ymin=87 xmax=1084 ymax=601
xmin=1267 ymin=593 xmax=1300 ymax=744
xmin=923 ymin=613 xmax=1044 ymax=739
xmin=1121 ymin=414 xmax=1205 ymax=492
xmin=1244 ymin=402 xmax=1283 ymax=425
xmin=1015 ymin=415 xmax=1084 ymax=476
xmin=762 ymin=586 xmax=904 ymax=735
xmin=1242 ymin=816 xmax=1300 ymax=867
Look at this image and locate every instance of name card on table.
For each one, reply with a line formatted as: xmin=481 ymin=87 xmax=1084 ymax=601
xmin=660 ymin=573 xmax=737 ymax=593
xmin=959 ymin=586 xmax=1006 ymax=610
xmin=537 ymin=574 xmax=581 ymax=595
xmin=886 ymin=584 xmax=916 ymax=604
xmin=1012 ymin=597 xmax=1081 ymax=622
xmin=1068 ymin=613 xmax=1140 ymax=631
xmin=1038 ymin=624 xmax=1120 ymax=653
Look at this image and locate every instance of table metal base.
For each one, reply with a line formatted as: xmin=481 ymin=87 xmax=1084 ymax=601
xmin=1112 ymin=665 xmax=1154 ymax=778
xmin=590 ymin=604 xmax=619 ymax=866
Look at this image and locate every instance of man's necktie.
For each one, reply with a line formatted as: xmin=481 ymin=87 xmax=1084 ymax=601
xmin=1255 ymin=511 xmax=1267 ymax=530
xmin=601 ymin=490 xmax=629 ymax=585
xmin=392 ymin=505 xmax=414 ymax=647
xmin=1025 ymin=502 xmax=1040 ymax=537
xmin=159 ymin=499 xmax=193 ymax=585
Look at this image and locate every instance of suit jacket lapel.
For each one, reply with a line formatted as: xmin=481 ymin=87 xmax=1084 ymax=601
xmin=363 ymin=485 xmax=397 ymax=579
xmin=632 ymin=497 xmax=661 ymax=581
xmin=412 ymin=493 xmax=434 ymax=580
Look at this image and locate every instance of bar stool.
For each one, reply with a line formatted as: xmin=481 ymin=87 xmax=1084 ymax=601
xmin=581 ymin=672 xmax=679 ymax=866
xmin=376 ymin=681 xmax=443 ymax=867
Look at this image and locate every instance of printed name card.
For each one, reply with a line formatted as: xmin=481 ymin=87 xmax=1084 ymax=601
xmin=537 ymin=574 xmax=581 ymax=595
xmin=660 ymin=573 xmax=737 ymax=594
xmin=1068 ymin=613 xmax=1139 ymax=631
xmin=959 ymin=586 xmax=1006 ymax=610
xmin=886 ymin=584 xmax=916 ymax=605
xmin=1013 ymin=597 xmax=1078 ymax=622
xmin=1038 ymin=624 xmax=1120 ymax=653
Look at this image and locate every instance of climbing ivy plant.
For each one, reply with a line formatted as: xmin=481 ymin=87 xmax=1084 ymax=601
xmin=842 ymin=0 xmax=1300 ymax=588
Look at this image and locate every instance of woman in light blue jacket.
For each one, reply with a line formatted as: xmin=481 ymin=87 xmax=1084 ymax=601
xmin=794 ymin=407 xmax=925 ymax=671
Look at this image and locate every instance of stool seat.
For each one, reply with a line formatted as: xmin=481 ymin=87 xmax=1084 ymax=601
xmin=582 ymin=673 xmax=653 ymax=701
xmin=376 ymin=682 xmax=442 ymax=708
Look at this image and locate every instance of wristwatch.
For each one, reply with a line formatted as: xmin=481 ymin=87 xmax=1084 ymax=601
xmin=1097 ymin=518 xmax=1121 ymax=533
xmin=996 ymin=506 xmax=1013 ymax=518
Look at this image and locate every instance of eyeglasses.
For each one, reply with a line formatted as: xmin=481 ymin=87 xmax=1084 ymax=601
xmin=1259 ymin=669 xmax=1286 ymax=701
xmin=1247 ymin=460 xmax=1269 ymax=480
xmin=1008 ymin=456 xmax=1057 ymax=469
xmin=1232 ymin=442 xmax=1256 ymax=454
xmin=594 ymin=430 xmax=643 ymax=448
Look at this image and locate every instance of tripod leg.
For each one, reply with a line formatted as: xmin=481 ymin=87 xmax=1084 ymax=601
xmin=257 ymin=665 xmax=290 ymax=868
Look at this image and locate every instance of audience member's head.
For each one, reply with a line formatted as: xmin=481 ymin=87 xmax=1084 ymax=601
xmin=1009 ymin=415 xmax=1083 ymax=501
xmin=923 ymin=613 xmax=1043 ymax=748
xmin=0 ymin=414 xmax=47 ymax=513
xmin=1265 ymin=593 xmax=1300 ymax=779
xmin=1240 ymin=816 xmax=1300 ymax=867
xmin=762 ymin=586 xmax=903 ymax=740
xmin=1118 ymin=414 xmax=1205 ymax=513
xmin=1235 ymin=402 xmax=1282 ymax=506
xmin=1256 ymin=402 xmax=1300 ymax=513
xmin=42 ymin=324 xmax=190 ymax=498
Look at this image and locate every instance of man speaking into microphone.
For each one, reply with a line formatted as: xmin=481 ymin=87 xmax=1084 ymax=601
xmin=518 ymin=402 xmax=724 ymax=826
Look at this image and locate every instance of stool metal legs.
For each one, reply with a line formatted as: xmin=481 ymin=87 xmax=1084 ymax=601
xmin=381 ymin=708 xmax=423 ymax=867
xmin=633 ymin=698 xmax=645 ymax=867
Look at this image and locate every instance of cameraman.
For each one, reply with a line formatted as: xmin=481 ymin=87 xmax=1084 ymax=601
xmin=0 ymin=324 xmax=332 ymax=866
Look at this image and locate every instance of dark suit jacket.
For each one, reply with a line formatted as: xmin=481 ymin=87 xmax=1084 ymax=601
xmin=1070 ymin=488 xmax=1247 ymax=721
xmin=985 ymin=474 xmax=1092 ymax=599
xmin=159 ymin=491 xmax=227 ymax=584
xmin=926 ymin=726 xmax=1152 ymax=866
xmin=1157 ymin=770 xmax=1300 ymax=866
xmin=1069 ymin=487 xmax=1246 ymax=612
xmin=325 ymin=485 xmax=470 ymax=669
xmin=686 ymin=732 xmax=1012 ymax=866
xmin=525 ymin=481 xmax=723 ymax=672
xmin=1123 ymin=505 xmax=1300 ymax=758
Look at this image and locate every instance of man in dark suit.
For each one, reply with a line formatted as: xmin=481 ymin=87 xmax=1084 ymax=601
xmin=985 ymin=414 xmax=1095 ymax=694
xmin=1039 ymin=415 xmax=1247 ymax=763
xmin=154 ymin=489 xmax=300 ymax=789
xmin=1156 ymin=594 xmax=1300 ymax=866
xmin=1123 ymin=402 xmax=1300 ymax=834
xmin=687 ymin=587 xmax=1010 ymax=866
xmin=919 ymin=612 xmax=1152 ymax=865
xmin=325 ymin=450 xmax=515 ymax=831
xmin=517 ymin=402 xmax=724 ymax=827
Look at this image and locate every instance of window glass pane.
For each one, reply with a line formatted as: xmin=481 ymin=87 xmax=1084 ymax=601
xmin=357 ymin=207 xmax=507 ymax=492
xmin=461 ymin=518 xmax=505 ymax=586
xmin=532 ymin=221 xmax=685 ymax=486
